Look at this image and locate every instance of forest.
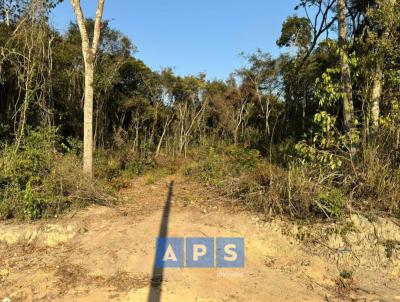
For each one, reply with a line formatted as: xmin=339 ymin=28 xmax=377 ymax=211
xmin=1 ymin=1 xmax=400 ymax=301
xmin=0 ymin=0 xmax=399 ymax=222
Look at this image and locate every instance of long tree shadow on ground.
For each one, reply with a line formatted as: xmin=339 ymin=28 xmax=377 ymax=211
xmin=147 ymin=181 xmax=174 ymax=302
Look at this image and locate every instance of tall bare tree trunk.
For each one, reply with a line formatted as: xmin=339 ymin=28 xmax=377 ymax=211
xmin=156 ymin=114 xmax=173 ymax=158
xmin=337 ymin=0 xmax=355 ymax=131
xmin=83 ymin=62 xmax=94 ymax=177
xmin=371 ymin=65 xmax=382 ymax=129
xmin=70 ymin=0 xmax=105 ymax=180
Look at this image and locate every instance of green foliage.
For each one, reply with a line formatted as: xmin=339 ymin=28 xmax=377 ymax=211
xmin=293 ymin=64 xmax=362 ymax=172
xmin=337 ymin=221 xmax=357 ymax=236
xmin=315 ymin=68 xmax=341 ymax=109
xmin=381 ymin=100 xmax=400 ymax=133
xmin=61 ymin=136 xmax=83 ymax=155
xmin=226 ymin=145 xmax=261 ymax=171
xmin=125 ymin=157 xmax=155 ymax=177
xmin=197 ymin=147 xmax=225 ymax=186
xmin=0 ymin=182 xmax=22 ymax=219
xmin=187 ymin=144 xmax=262 ymax=187
xmin=0 ymin=127 xmax=113 ymax=220
xmin=311 ymin=189 xmax=346 ymax=220
xmin=277 ymin=15 xmax=312 ymax=49
xmin=23 ymin=181 xmax=42 ymax=220
xmin=0 ymin=0 xmax=400 ymax=222
xmin=0 ymin=127 xmax=58 ymax=189
xmin=294 ymin=111 xmax=343 ymax=170
xmin=145 ymin=175 xmax=156 ymax=186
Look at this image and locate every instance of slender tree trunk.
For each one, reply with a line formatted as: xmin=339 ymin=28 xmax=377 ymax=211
xmin=70 ymin=0 xmax=105 ymax=180
xmin=149 ymin=103 xmax=159 ymax=148
xmin=83 ymin=62 xmax=94 ymax=176
xmin=371 ymin=65 xmax=382 ymax=130
xmin=337 ymin=0 xmax=355 ymax=131
xmin=155 ymin=116 xmax=172 ymax=158
xmin=370 ymin=0 xmax=396 ymax=131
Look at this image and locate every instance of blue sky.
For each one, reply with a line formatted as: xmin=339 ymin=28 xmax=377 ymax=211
xmin=52 ymin=0 xmax=300 ymax=80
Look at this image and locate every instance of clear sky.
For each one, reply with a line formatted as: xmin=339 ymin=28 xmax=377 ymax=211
xmin=51 ymin=0 xmax=300 ymax=80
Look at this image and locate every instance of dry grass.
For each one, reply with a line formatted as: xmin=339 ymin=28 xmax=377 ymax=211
xmin=181 ymin=142 xmax=400 ymax=220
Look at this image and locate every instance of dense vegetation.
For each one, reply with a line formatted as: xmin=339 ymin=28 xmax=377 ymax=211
xmin=0 ymin=0 xmax=399 ymax=220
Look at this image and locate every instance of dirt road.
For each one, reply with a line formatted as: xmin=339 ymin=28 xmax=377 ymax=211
xmin=0 ymin=176 xmax=399 ymax=301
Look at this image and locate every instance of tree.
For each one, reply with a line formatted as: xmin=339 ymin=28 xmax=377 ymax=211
xmin=337 ymin=0 xmax=355 ymax=131
xmin=277 ymin=16 xmax=313 ymax=52
xmin=0 ymin=0 xmax=58 ymax=146
xmin=369 ymin=0 xmax=397 ymax=130
xmin=293 ymin=0 xmax=338 ymax=69
xmin=237 ymin=51 xmax=281 ymax=140
xmin=0 ymin=0 xmax=61 ymax=25
xmin=0 ymin=0 xmax=28 ymax=25
xmin=70 ymin=0 xmax=105 ymax=179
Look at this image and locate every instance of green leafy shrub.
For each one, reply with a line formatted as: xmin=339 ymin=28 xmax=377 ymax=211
xmin=0 ymin=127 xmax=58 ymax=187
xmin=0 ymin=127 xmax=114 ymax=220
xmin=61 ymin=136 xmax=83 ymax=155
xmin=125 ymin=157 xmax=155 ymax=177
xmin=23 ymin=181 xmax=43 ymax=220
xmin=225 ymin=145 xmax=261 ymax=171
xmin=311 ymin=189 xmax=346 ymax=219
xmin=182 ymin=144 xmax=261 ymax=188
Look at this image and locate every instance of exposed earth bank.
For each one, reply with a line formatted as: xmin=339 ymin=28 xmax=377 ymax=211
xmin=0 ymin=175 xmax=399 ymax=302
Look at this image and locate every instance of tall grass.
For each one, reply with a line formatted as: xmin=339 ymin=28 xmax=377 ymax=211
xmin=182 ymin=140 xmax=400 ymax=220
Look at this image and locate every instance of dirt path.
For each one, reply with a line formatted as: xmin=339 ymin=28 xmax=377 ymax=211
xmin=0 ymin=176 xmax=399 ymax=302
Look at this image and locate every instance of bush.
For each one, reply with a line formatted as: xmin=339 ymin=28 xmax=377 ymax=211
xmin=0 ymin=127 xmax=58 ymax=187
xmin=311 ymin=189 xmax=346 ymax=220
xmin=183 ymin=143 xmax=328 ymax=218
xmin=0 ymin=127 xmax=114 ymax=220
xmin=290 ymin=111 xmax=400 ymax=217
xmin=233 ymin=163 xmax=324 ymax=218
xmin=184 ymin=144 xmax=262 ymax=186
xmin=96 ymin=147 xmax=156 ymax=181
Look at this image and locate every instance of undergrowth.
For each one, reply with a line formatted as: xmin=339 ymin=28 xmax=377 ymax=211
xmin=2 ymin=127 xmax=398 ymax=222
xmin=0 ymin=127 xmax=114 ymax=220
xmin=95 ymin=147 xmax=179 ymax=189
xmin=181 ymin=141 xmax=400 ymax=220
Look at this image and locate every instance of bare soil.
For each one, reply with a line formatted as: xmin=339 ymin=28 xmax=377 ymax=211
xmin=0 ymin=175 xmax=399 ymax=302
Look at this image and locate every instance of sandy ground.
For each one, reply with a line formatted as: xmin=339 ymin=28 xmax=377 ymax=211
xmin=0 ymin=175 xmax=399 ymax=302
